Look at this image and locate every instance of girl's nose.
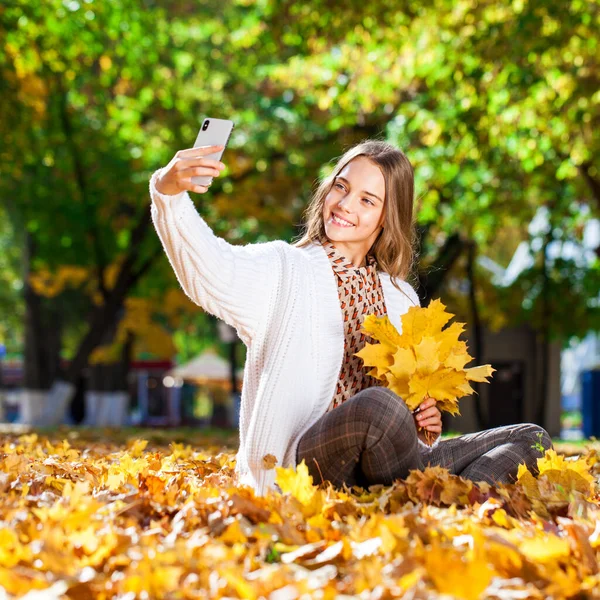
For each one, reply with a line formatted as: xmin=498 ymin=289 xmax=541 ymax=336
xmin=337 ymin=197 xmax=355 ymax=212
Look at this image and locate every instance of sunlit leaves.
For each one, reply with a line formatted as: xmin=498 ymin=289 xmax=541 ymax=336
xmin=0 ymin=431 xmax=599 ymax=598
xmin=516 ymin=448 xmax=597 ymax=518
xmin=89 ymin=296 xmax=183 ymax=364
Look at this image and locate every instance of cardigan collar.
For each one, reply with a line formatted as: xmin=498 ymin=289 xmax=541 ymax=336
xmin=300 ymin=241 xmax=410 ymax=335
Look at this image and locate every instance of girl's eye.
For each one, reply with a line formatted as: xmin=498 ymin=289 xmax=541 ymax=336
xmin=363 ymin=198 xmax=374 ymax=205
xmin=334 ymin=183 xmax=345 ymax=190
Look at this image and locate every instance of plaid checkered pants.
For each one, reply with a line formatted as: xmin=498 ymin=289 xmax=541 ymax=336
xmin=296 ymin=386 xmax=553 ymax=489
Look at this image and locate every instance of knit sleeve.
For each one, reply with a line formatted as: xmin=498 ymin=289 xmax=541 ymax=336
xmin=418 ymin=433 xmax=441 ymax=451
xmin=149 ymin=167 xmax=279 ymax=343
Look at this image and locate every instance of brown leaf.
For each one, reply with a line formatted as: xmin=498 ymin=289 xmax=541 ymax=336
xmin=406 ymin=466 xmax=453 ymax=506
xmin=558 ymin=518 xmax=599 ymax=575
xmin=262 ymin=454 xmax=278 ymax=469
xmin=228 ymin=493 xmax=271 ymax=524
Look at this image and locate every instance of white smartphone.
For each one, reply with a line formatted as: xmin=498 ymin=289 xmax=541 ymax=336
xmin=191 ymin=117 xmax=235 ymax=187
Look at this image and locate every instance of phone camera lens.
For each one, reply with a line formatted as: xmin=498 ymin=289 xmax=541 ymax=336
xmin=202 ymin=120 xmax=210 ymax=130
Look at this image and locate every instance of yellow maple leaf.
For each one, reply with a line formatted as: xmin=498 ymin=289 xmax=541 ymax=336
xmin=457 ymin=381 xmax=476 ymax=396
xmin=537 ymin=449 xmax=592 ymax=478
xmin=354 ymin=342 xmax=395 ymax=379
xmin=275 ymin=460 xmax=324 ymax=517
xmin=276 ymin=459 xmax=316 ymax=502
xmin=127 ymin=439 xmax=149 ymax=457
xmin=393 ymin=306 xmax=429 ymax=346
xmin=361 ymin=314 xmax=404 ymax=346
xmin=443 ymin=340 xmax=470 ymax=370
xmin=388 ymin=347 xmax=416 ymax=381
xmin=221 ymin=569 xmax=257 ymax=599
xmin=516 ymin=463 xmax=541 ymax=498
xmin=519 ymin=535 xmax=571 ymax=562
xmin=537 ymin=449 xmax=596 ymax=495
xmin=407 ymin=369 xmax=468 ymax=411
xmin=435 ymin=321 xmax=467 ymax=362
xmin=0 ymin=529 xmax=28 ymax=568
xmin=424 ymin=539 xmax=494 ymax=600
xmin=218 ymin=518 xmax=248 ymax=544
xmin=517 ymin=449 xmax=596 ymax=517
xmin=398 ymin=298 xmax=453 ymax=345
xmin=357 ymin=299 xmax=495 ymax=414
xmin=384 ymin=371 xmax=411 ymax=399
xmin=465 ymin=364 xmax=496 ymax=382
xmin=414 ymin=337 xmax=440 ymax=374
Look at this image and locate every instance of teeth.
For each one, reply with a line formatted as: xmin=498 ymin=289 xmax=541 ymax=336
xmin=332 ymin=214 xmax=354 ymax=227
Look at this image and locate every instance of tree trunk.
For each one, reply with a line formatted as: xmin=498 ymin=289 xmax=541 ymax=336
xmin=23 ymin=233 xmax=62 ymax=390
xmin=84 ymin=332 xmax=133 ymax=427
xmin=536 ymin=231 xmax=553 ymax=427
xmin=465 ymin=240 xmax=487 ymax=431
xmin=64 ymin=208 xmax=159 ymax=384
xmin=116 ymin=332 xmax=134 ymax=392
xmin=418 ymin=233 xmax=465 ymax=304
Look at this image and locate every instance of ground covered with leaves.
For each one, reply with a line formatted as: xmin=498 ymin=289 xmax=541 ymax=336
xmin=0 ymin=429 xmax=599 ymax=600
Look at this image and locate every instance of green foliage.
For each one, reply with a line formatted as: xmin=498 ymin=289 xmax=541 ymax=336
xmin=0 ymin=206 xmax=23 ymax=354
xmin=0 ymin=0 xmax=598 ymax=364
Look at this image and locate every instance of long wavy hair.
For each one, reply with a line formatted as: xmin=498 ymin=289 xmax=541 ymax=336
xmin=293 ymin=140 xmax=418 ymax=292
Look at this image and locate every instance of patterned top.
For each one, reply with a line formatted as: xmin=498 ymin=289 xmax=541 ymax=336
xmin=324 ymin=240 xmax=387 ymax=412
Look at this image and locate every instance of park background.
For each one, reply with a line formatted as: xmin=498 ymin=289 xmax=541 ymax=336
xmin=1 ymin=0 xmax=599 ymax=442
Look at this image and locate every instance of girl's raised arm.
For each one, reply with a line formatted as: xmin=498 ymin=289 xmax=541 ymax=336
xmin=149 ymin=146 xmax=281 ymax=345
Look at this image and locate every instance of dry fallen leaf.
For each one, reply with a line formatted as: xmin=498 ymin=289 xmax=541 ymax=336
xmin=0 ymin=431 xmax=598 ymax=600
xmin=262 ymin=453 xmax=278 ymax=469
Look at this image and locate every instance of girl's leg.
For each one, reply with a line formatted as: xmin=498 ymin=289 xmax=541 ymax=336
xmin=424 ymin=423 xmax=553 ymax=485
xmin=296 ymin=387 xmax=424 ymax=488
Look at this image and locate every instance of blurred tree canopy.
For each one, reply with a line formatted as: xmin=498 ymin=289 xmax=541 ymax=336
xmin=0 ymin=0 xmax=598 ymax=391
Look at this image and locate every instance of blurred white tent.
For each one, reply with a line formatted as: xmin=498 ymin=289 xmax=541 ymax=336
xmin=163 ymin=348 xmax=244 ymax=427
xmin=166 ymin=348 xmax=244 ymax=388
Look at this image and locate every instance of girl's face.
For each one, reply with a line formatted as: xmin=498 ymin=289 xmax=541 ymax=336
xmin=322 ymin=156 xmax=386 ymax=250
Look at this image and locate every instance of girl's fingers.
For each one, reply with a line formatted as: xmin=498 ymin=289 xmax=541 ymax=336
xmin=419 ymin=398 xmax=437 ymax=410
xmin=180 ymin=157 xmax=225 ymax=169
xmin=178 ymin=165 xmax=222 ymax=178
xmin=179 ymin=179 xmax=209 ymax=194
xmin=420 ymin=427 xmax=442 ymax=434
xmin=416 ymin=407 xmax=439 ymax=421
xmin=177 ymin=145 xmax=224 ymax=158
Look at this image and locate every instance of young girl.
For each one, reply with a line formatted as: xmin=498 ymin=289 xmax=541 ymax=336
xmin=149 ymin=139 xmax=553 ymax=497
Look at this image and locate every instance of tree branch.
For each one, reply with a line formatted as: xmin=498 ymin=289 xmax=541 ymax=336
xmin=579 ymin=161 xmax=600 ymax=208
xmin=55 ymin=78 xmax=109 ymax=301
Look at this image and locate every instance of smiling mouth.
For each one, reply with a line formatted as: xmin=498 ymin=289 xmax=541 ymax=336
xmin=331 ymin=213 xmax=355 ymax=227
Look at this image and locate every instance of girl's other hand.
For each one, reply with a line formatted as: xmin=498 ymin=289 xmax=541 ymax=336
xmin=412 ymin=395 xmax=442 ymax=445
xmin=155 ymin=145 xmax=226 ymax=196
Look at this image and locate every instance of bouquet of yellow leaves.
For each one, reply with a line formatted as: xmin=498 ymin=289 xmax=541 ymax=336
xmin=355 ymin=299 xmax=495 ymax=418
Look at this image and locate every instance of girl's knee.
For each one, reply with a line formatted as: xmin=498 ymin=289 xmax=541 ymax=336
xmin=519 ymin=423 xmax=553 ymax=452
xmin=352 ymin=386 xmax=411 ymax=423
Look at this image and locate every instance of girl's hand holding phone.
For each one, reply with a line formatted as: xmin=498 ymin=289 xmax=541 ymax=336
xmin=155 ymin=145 xmax=226 ymax=196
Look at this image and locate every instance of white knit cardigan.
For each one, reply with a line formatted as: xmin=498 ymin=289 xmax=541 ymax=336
xmin=149 ymin=168 xmax=440 ymax=496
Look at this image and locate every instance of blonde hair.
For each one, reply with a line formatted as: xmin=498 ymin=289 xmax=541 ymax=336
xmin=293 ymin=139 xmax=417 ymax=292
